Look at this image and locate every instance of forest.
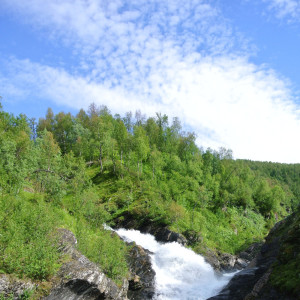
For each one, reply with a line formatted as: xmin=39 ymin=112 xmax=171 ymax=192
xmin=0 ymin=100 xmax=299 ymax=297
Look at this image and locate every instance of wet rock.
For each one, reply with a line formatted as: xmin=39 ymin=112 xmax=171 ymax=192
xmin=208 ymin=268 xmax=259 ymax=300
xmin=219 ymin=253 xmax=237 ymax=272
xmin=0 ymin=274 xmax=35 ymax=300
xmin=45 ymin=228 xmax=128 ymax=300
xmin=140 ymin=225 xmax=187 ymax=246
xmin=202 ymin=249 xmax=247 ymax=273
xmin=234 ymin=258 xmax=248 ymax=269
xmin=126 ymin=244 xmax=155 ymax=300
xmin=114 ymin=212 xmax=187 ymax=246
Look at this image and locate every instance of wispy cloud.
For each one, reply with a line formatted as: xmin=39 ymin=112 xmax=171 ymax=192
xmin=1 ymin=0 xmax=300 ymax=163
xmin=1 ymin=0 xmax=249 ymax=80
xmin=2 ymin=55 xmax=300 ymax=163
xmin=264 ymin=0 xmax=300 ymax=21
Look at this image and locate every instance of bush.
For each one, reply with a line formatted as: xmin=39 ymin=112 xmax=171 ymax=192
xmin=0 ymin=195 xmax=60 ymax=280
xmin=75 ymin=220 xmax=129 ymax=285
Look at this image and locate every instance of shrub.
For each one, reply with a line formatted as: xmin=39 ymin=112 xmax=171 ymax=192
xmin=0 ymin=195 xmax=60 ymax=280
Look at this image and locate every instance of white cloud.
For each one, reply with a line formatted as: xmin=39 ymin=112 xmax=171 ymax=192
xmin=1 ymin=0 xmax=300 ymax=163
xmin=2 ymin=56 xmax=300 ymax=163
xmin=264 ymin=0 xmax=300 ymax=21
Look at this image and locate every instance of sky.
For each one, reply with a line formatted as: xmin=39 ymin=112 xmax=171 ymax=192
xmin=1 ymin=0 xmax=300 ymax=163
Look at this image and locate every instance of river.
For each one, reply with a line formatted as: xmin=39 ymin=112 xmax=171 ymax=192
xmin=115 ymin=228 xmax=236 ymax=300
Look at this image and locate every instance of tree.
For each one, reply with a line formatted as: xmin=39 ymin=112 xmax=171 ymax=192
xmin=53 ymin=112 xmax=74 ymax=154
xmin=123 ymin=111 xmax=133 ymax=132
xmin=88 ymin=102 xmax=99 ymax=117
xmin=33 ymin=130 xmax=64 ymax=201
xmin=155 ymin=112 xmax=168 ymax=150
xmin=145 ymin=117 xmax=159 ymax=148
xmin=115 ymin=119 xmax=128 ymax=165
xmin=135 ymin=110 xmax=146 ymax=126
xmin=149 ymin=146 xmax=164 ymax=179
xmin=69 ymin=121 xmax=91 ymax=158
xmin=0 ymin=113 xmax=31 ymax=194
xmin=178 ymin=132 xmax=197 ymax=162
xmin=37 ymin=108 xmax=55 ymax=134
xmin=133 ymin=126 xmax=150 ymax=176
xmin=89 ymin=112 xmax=114 ymax=172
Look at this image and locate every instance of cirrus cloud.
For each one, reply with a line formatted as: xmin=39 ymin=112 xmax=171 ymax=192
xmin=1 ymin=0 xmax=300 ymax=163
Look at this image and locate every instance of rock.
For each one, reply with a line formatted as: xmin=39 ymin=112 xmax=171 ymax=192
xmin=183 ymin=230 xmax=203 ymax=245
xmin=45 ymin=228 xmax=128 ymax=300
xmin=126 ymin=244 xmax=156 ymax=299
xmin=114 ymin=212 xmax=187 ymax=246
xmin=219 ymin=253 xmax=237 ymax=272
xmin=203 ymin=249 xmax=222 ymax=271
xmin=141 ymin=226 xmax=187 ymax=246
xmin=0 ymin=274 xmax=36 ymax=300
xmin=208 ymin=209 xmax=300 ymax=300
xmin=202 ymin=249 xmax=245 ymax=273
xmin=207 ymin=268 xmax=259 ymax=300
xmin=234 ymin=258 xmax=248 ymax=269
xmin=239 ymin=242 xmax=263 ymax=262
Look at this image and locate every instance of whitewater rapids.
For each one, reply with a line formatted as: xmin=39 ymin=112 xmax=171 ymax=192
xmin=115 ymin=228 xmax=235 ymax=300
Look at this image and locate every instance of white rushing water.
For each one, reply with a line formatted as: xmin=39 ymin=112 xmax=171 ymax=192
xmin=115 ymin=228 xmax=235 ymax=300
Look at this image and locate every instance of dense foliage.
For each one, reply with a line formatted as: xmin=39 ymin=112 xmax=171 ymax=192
xmin=0 ymin=100 xmax=299 ymax=296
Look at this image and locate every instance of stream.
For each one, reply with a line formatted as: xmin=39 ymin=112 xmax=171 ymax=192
xmin=115 ymin=228 xmax=236 ymax=300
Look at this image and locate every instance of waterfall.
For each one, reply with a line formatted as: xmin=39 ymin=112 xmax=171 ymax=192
xmin=115 ymin=228 xmax=236 ymax=300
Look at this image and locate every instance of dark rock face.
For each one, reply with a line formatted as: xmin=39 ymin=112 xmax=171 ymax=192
xmin=202 ymin=247 xmax=254 ymax=273
xmin=114 ymin=212 xmax=187 ymax=246
xmin=208 ymin=211 xmax=300 ymax=300
xmin=45 ymin=228 xmax=128 ymax=300
xmin=126 ymin=243 xmax=156 ymax=299
xmin=0 ymin=274 xmax=35 ymax=299
xmin=239 ymin=242 xmax=262 ymax=262
xmin=139 ymin=225 xmax=187 ymax=246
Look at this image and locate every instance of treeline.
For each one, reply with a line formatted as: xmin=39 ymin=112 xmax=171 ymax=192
xmin=241 ymin=159 xmax=300 ymax=208
xmin=31 ymin=104 xmax=297 ymax=217
xmin=1 ymin=101 xmax=300 ymax=288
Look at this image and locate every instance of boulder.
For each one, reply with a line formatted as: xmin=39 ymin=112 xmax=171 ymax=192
xmin=126 ymin=243 xmax=156 ymax=299
xmin=45 ymin=228 xmax=128 ymax=300
xmin=0 ymin=274 xmax=35 ymax=300
xmin=139 ymin=225 xmax=187 ymax=246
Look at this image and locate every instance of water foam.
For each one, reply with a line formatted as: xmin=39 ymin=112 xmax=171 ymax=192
xmin=115 ymin=228 xmax=235 ymax=300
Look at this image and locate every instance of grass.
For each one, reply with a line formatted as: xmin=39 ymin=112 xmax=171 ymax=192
xmin=0 ymin=188 xmax=130 ymax=294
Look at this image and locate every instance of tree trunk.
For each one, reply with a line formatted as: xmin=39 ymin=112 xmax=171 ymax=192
xmin=99 ymin=143 xmax=103 ymax=173
xmin=152 ymin=163 xmax=155 ymax=179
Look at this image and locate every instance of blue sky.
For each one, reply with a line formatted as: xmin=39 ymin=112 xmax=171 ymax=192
xmin=1 ymin=0 xmax=300 ymax=163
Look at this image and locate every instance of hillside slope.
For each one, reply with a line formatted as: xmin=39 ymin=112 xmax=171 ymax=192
xmin=209 ymin=207 xmax=300 ymax=299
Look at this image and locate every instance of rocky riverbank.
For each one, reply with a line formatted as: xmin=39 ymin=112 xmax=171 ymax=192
xmin=208 ymin=208 xmax=300 ymax=300
xmin=2 ymin=208 xmax=299 ymax=300
xmin=114 ymin=212 xmax=252 ymax=273
xmin=0 ymin=228 xmax=155 ymax=300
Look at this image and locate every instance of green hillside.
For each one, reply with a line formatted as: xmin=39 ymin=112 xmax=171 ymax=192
xmin=0 ymin=101 xmax=299 ymax=297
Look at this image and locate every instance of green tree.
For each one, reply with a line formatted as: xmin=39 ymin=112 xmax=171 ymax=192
xmin=133 ymin=126 xmax=150 ymax=176
xmin=37 ymin=107 xmax=55 ymax=134
xmin=33 ymin=130 xmax=64 ymax=201
xmin=115 ymin=119 xmax=128 ymax=166
xmin=53 ymin=112 xmax=74 ymax=154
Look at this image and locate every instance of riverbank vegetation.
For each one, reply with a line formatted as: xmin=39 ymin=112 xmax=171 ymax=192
xmin=1 ymin=100 xmax=299 ymax=296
